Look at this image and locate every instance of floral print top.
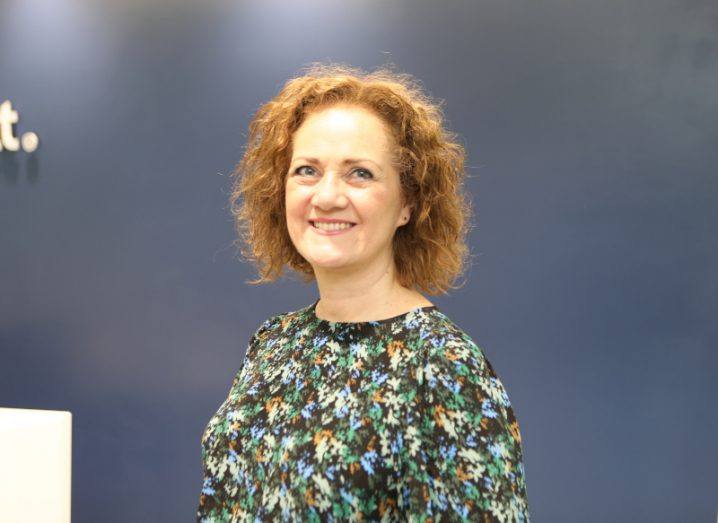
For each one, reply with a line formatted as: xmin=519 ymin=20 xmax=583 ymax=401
xmin=197 ymin=299 xmax=530 ymax=522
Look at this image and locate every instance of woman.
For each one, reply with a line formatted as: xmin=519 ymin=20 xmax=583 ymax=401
xmin=197 ymin=62 xmax=530 ymax=522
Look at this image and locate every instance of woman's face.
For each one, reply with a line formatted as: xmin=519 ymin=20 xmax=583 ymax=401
xmin=285 ymin=104 xmax=411 ymax=277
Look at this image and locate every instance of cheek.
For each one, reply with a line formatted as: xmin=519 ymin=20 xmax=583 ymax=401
xmin=285 ymin=194 xmax=311 ymax=234
xmin=284 ymin=188 xmax=303 ymax=214
xmin=355 ymin=190 xmax=388 ymax=213
xmin=359 ymin=194 xmax=396 ymax=229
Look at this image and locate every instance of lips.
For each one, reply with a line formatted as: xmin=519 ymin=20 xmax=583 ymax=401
xmin=309 ymin=221 xmax=357 ymax=234
xmin=309 ymin=220 xmax=356 ymax=225
xmin=309 ymin=221 xmax=356 ymax=227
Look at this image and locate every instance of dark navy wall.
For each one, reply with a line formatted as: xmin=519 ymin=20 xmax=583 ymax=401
xmin=1 ymin=1 xmax=716 ymax=521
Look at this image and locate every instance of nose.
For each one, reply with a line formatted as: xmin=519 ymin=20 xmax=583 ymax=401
xmin=311 ymin=171 xmax=349 ymax=208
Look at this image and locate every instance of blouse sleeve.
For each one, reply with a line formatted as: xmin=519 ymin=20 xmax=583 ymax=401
xmin=398 ymin=337 xmax=530 ymax=522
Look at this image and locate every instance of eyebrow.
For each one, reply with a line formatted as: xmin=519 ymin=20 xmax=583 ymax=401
xmin=292 ymin=157 xmax=383 ymax=171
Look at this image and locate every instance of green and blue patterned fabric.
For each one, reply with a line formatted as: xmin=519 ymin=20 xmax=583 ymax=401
xmin=197 ymin=299 xmax=529 ymax=522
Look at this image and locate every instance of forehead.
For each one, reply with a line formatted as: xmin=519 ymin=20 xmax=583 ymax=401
xmin=291 ymin=105 xmax=394 ymax=158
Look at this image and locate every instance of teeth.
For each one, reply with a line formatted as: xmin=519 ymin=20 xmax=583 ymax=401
xmin=313 ymin=221 xmax=354 ymax=231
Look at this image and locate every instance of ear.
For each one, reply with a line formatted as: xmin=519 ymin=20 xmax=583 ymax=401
xmin=398 ymin=202 xmax=413 ymax=226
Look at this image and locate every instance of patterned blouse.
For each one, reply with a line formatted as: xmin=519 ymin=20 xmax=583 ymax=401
xmin=197 ymin=299 xmax=530 ymax=522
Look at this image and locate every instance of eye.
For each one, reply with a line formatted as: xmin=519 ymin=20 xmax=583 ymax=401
xmin=353 ymin=168 xmax=374 ymax=180
xmin=294 ymin=165 xmax=316 ymax=176
xmin=293 ymin=165 xmax=374 ymax=180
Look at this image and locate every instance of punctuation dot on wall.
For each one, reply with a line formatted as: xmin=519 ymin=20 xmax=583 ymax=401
xmin=21 ymin=132 xmax=39 ymax=152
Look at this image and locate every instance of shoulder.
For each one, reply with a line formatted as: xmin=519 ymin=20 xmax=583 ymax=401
xmin=248 ymin=302 xmax=311 ymax=346
xmin=417 ymin=310 xmax=490 ymax=375
xmin=249 ymin=311 xmax=290 ymax=344
xmin=422 ymin=312 xmax=497 ymax=378
xmin=417 ymin=312 xmax=519 ymax=430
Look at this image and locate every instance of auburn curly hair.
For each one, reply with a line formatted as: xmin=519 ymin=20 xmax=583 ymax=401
xmin=229 ymin=61 xmax=475 ymax=295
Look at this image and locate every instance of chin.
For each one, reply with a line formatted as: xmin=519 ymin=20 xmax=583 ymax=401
xmin=308 ymin=255 xmax=357 ymax=269
xmin=310 ymin=259 xmax=350 ymax=268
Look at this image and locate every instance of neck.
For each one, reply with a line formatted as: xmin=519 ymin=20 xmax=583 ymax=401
xmin=313 ymin=260 xmax=431 ymax=322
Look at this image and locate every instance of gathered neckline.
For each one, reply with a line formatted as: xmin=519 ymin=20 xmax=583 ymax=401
xmin=307 ymin=298 xmax=437 ymax=328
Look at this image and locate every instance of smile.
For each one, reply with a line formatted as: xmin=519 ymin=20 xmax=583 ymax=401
xmin=309 ymin=221 xmax=357 ymax=235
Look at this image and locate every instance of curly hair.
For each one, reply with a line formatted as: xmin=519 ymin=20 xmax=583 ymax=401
xmin=229 ymin=61 xmax=475 ymax=295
